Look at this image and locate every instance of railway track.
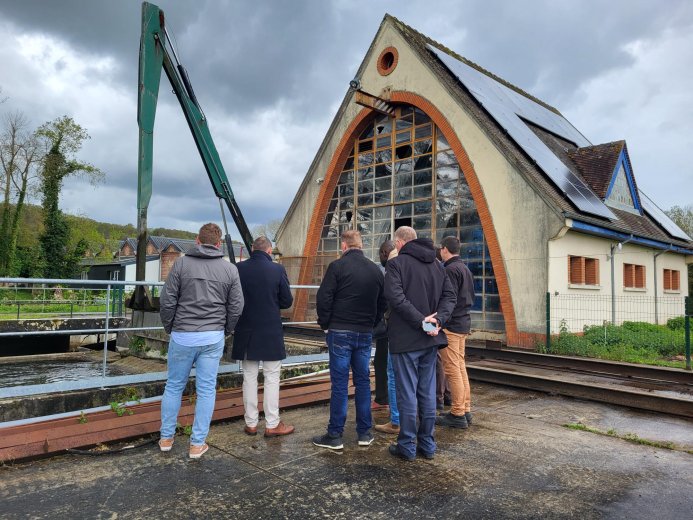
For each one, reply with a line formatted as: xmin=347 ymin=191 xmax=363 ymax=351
xmin=465 ymin=346 xmax=693 ymax=418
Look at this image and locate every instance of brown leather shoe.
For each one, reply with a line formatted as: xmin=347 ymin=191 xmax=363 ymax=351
xmin=374 ymin=422 xmax=400 ymax=435
xmin=244 ymin=425 xmax=258 ymax=436
xmin=264 ymin=421 xmax=295 ymax=437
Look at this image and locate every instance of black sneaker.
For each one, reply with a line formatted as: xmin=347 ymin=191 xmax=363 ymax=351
xmin=312 ymin=433 xmax=343 ymax=450
xmin=435 ymin=412 xmax=469 ymax=429
xmin=388 ymin=444 xmax=415 ymax=461
xmin=358 ymin=431 xmax=374 ymax=446
xmin=464 ymin=412 xmax=473 ymax=426
xmin=416 ymin=446 xmax=435 ymax=460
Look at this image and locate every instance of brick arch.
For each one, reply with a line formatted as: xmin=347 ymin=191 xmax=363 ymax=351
xmin=297 ymin=92 xmax=519 ymax=343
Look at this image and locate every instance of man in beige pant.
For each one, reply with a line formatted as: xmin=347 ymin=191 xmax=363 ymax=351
xmin=436 ymin=236 xmax=475 ymax=429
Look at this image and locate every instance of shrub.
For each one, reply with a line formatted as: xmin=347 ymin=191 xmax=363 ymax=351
xmin=666 ymin=316 xmax=685 ymax=331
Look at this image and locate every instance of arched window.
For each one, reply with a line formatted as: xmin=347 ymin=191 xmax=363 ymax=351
xmin=317 ymin=104 xmax=504 ymax=331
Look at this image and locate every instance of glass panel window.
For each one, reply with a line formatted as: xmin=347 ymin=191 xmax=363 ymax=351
xmin=317 ymin=103 xmax=503 ymax=332
xmin=396 ymin=130 xmax=411 ymax=144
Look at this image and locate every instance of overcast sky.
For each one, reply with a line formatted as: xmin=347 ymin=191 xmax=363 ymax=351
xmin=0 ymin=0 xmax=691 ymax=238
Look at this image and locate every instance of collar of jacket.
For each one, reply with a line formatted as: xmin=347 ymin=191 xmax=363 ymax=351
xmin=250 ymin=250 xmax=272 ymax=261
xmin=342 ymin=248 xmax=364 ymax=258
xmin=444 ymin=255 xmax=463 ymax=267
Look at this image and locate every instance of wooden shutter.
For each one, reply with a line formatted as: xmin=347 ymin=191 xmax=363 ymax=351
xmin=569 ymin=256 xmax=584 ymax=284
xmin=672 ymin=270 xmax=680 ymax=291
xmin=623 ymin=263 xmax=634 ymax=288
xmin=585 ymin=258 xmax=598 ymax=286
xmin=663 ymin=269 xmax=672 ymax=291
xmin=634 ymin=265 xmax=645 ymax=288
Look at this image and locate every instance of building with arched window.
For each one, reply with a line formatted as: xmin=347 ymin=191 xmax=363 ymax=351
xmin=276 ymin=15 xmax=692 ymax=346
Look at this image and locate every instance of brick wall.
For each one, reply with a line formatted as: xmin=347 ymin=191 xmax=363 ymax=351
xmin=160 ymin=251 xmax=181 ymax=281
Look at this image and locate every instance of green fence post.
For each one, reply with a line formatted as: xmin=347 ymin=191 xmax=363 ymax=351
xmin=685 ymin=296 xmax=691 ymax=371
xmin=546 ymin=292 xmax=551 ymax=353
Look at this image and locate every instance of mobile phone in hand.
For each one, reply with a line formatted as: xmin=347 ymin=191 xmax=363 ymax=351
xmin=422 ymin=320 xmax=437 ymax=332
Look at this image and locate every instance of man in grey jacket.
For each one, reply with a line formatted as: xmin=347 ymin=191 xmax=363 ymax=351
xmin=158 ymin=223 xmax=244 ymax=459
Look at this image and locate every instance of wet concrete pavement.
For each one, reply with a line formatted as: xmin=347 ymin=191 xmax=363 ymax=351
xmin=1 ymin=382 xmax=691 ymax=519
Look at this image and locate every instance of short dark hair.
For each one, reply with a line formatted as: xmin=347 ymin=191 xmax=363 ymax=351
xmin=379 ymin=239 xmax=395 ymax=263
xmin=198 ymin=223 xmax=222 ymax=245
xmin=252 ymin=236 xmax=272 ymax=252
xmin=441 ymin=236 xmax=460 ymax=255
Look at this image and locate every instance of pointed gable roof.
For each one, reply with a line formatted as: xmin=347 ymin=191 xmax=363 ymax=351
xmin=567 ymin=141 xmax=624 ymax=199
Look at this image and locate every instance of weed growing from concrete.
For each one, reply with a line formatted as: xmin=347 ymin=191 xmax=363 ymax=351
xmin=564 ymin=423 xmax=685 ymax=453
xmin=78 ymin=411 xmax=88 ymax=424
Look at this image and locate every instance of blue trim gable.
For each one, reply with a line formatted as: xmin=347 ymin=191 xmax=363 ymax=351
xmin=605 ymin=147 xmax=642 ymax=212
xmin=571 ymin=220 xmax=692 ymax=254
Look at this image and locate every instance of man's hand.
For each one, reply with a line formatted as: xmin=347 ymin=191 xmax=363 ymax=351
xmin=424 ymin=313 xmax=440 ymax=336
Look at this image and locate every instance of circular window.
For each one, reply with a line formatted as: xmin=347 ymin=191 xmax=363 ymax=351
xmin=377 ymin=47 xmax=398 ymax=76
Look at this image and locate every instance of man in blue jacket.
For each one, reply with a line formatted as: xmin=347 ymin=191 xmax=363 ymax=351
xmin=385 ymin=226 xmax=456 ymax=461
xmin=232 ymin=236 xmax=295 ymax=437
xmin=312 ymin=230 xmax=386 ymax=450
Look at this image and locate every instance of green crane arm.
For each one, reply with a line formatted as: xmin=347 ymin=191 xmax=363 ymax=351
xmin=136 ymin=1 xmax=253 ymax=289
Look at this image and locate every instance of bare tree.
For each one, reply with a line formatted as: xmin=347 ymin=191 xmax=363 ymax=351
xmin=251 ymin=218 xmax=282 ymax=241
xmin=0 ymin=112 xmax=42 ymax=274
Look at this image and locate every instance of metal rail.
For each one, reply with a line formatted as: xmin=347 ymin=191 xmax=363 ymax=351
xmin=467 ymin=365 xmax=693 ymax=418
xmin=466 ymin=346 xmax=693 ymax=385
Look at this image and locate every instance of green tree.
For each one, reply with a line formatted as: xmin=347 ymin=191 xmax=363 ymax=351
xmin=0 ymin=112 xmax=42 ymax=275
xmin=36 ymin=116 xmax=103 ymax=278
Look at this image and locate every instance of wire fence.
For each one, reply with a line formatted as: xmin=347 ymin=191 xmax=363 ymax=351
xmin=543 ymin=293 xmax=691 ymax=369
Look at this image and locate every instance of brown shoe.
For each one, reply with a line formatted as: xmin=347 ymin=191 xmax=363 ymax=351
xmin=189 ymin=443 xmax=209 ymax=459
xmin=374 ymin=422 xmax=400 ymax=435
xmin=244 ymin=425 xmax=258 ymax=436
xmin=264 ymin=421 xmax=295 ymax=437
xmin=158 ymin=438 xmax=174 ymax=452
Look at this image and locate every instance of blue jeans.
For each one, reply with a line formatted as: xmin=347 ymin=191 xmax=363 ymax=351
xmin=391 ymin=347 xmax=438 ymax=458
xmin=327 ymin=330 xmax=372 ymax=437
xmin=160 ymin=337 xmax=224 ymax=445
xmin=387 ymin=353 xmax=399 ymax=426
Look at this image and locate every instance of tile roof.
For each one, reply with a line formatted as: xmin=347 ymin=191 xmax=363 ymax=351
xmin=567 ymin=141 xmax=624 ymax=199
xmin=118 ymin=236 xmax=246 ymax=258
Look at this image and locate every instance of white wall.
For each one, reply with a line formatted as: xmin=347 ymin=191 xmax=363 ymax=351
xmin=548 ymin=230 xmax=689 ymax=332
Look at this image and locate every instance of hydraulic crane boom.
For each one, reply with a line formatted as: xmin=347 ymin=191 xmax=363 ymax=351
xmin=133 ymin=2 xmax=253 ymax=308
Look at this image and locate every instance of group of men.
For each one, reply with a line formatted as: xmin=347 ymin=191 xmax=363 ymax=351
xmin=313 ymin=227 xmax=475 ymax=460
xmin=158 ymin=222 xmax=475 ymax=461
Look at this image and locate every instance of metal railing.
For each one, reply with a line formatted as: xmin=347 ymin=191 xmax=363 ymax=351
xmin=0 ymin=277 xmax=322 ymax=401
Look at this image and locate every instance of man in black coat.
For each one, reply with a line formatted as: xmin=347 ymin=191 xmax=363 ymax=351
xmin=436 ymin=236 xmax=476 ymax=429
xmin=232 ymin=236 xmax=294 ymax=437
xmin=312 ymin=230 xmax=386 ymax=450
xmin=385 ymin=226 xmax=456 ymax=461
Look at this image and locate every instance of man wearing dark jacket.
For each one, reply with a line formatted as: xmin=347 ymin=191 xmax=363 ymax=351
xmin=436 ymin=236 xmax=476 ymax=429
xmin=159 ymin=223 xmax=243 ymax=459
xmin=312 ymin=230 xmax=386 ymax=450
xmin=385 ymin=226 xmax=456 ymax=461
xmin=233 ymin=236 xmax=294 ymax=438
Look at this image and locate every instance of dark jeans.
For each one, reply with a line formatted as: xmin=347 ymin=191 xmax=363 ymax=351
xmin=327 ymin=330 xmax=373 ymax=437
xmin=374 ymin=337 xmax=389 ymax=405
xmin=391 ymin=346 xmax=438 ymax=458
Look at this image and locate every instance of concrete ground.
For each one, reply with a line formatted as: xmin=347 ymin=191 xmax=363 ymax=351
xmin=1 ymin=382 xmax=691 ymax=519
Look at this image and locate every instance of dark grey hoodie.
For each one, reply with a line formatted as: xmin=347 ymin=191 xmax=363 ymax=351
xmin=159 ymin=244 xmax=243 ymax=335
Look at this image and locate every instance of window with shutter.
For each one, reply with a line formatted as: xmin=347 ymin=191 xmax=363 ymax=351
xmin=663 ymin=269 xmax=672 ymax=291
xmin=569 ymin=256 xmax=599 ymax=286
xmin=624 ymin=263 xmax=645 ymax=288
xmin=634 ymin=265 xmax=645 ymax=288
xmin=664 ymin=269 xmax=680 ymax=291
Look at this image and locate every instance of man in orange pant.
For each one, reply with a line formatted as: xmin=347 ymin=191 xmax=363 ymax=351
xmin=436 ymin=236 xmax=475 ymax=428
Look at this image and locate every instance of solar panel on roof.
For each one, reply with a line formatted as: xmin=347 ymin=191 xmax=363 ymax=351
xmin=639 ymin=191 xmax=691 ymax=241
xmin=428 ymin=45 xmax=615 ymax=220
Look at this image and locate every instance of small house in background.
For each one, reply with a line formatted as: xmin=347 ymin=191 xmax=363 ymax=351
xmin=83 ymin=236 xmax=246 ymax=283
xmin=275 ymin=14 xmax=693 ymax=347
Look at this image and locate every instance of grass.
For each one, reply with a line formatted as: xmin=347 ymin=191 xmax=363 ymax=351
xmin=563 ymin=422 xmax=686 ymax=453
